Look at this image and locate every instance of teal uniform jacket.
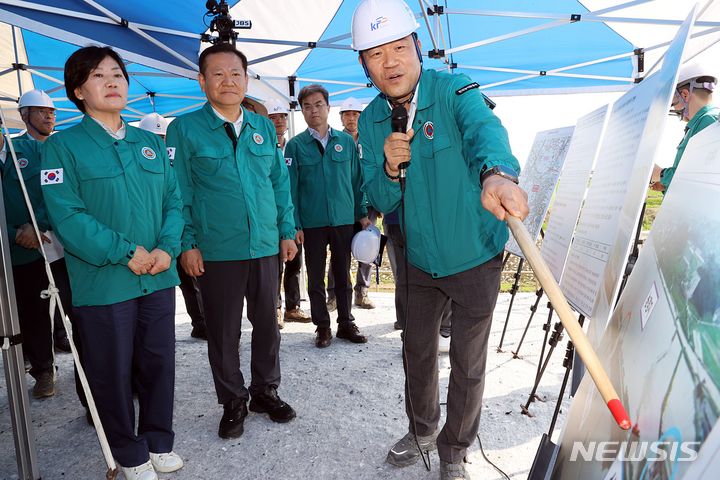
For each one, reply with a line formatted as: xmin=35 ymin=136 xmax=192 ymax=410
xmin=41 ymin=116 xmax=183 ymax=306
xmin=359 ymin=69 xmax=520 ymax=278
xmin=285 ymin=128 xmax=367 ymax=230
xmin=1 ymin=137 xmax=49 ymax=265
xmin=660 ymin=104 xmax=719 ymax=190
xmin=166 ymin=102 xmax=295 ymax=261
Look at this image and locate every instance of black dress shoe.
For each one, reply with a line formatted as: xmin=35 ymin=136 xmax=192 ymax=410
xmin=191 ymin=324 xmax=207 ymax=340
xmin=55 ymin=335 xmax=71 ymax=353
xmin=249 ymin=387 xmax=296 ymax=423
xmin=315 ymin=326 xmax=332 ymax=348
xmin=218 ymin=398 xmax=248 ymax=439
xmin=336 ymin=322 xmax=368 ymax=344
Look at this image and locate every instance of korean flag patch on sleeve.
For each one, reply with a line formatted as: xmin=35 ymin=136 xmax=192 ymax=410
xmin=41 ymin=168 xmax=63 ymax=185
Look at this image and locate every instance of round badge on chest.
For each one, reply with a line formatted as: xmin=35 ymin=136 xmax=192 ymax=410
xmin=17 ymin=158 xmax=29 ymax=169
xmin=253 ymin=133 xmax=264 ymax=145
xmin=423 ymin=121 xmax=434 ymax=140
xmin=334 ymin=144 xmax=343 ymax=153
xmin=141 ymin=147 xmax=156 ymax=160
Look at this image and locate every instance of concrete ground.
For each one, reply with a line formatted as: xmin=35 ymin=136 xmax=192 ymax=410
xmin=0 ymin=290 xmax=570 ymax=480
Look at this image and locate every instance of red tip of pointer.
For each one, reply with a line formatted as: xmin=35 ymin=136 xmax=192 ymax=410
xmin=607 ymin=399 xmax=631 ymax=430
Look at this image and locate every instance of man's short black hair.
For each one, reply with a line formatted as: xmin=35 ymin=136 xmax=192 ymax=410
xmin=64 ymin=46 xmax=129 ymax=114
xmin=199 ymin=43 xmax=248 ymax=75
xmin=298 ymin=84 xmax=329 ymax=107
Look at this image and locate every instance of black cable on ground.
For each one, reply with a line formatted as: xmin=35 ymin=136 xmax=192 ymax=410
xmin=400 ymin=176 xmax=432 ymax=472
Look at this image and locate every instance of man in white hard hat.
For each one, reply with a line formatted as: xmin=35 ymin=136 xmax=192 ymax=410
xmin=16 ymin=89 xmax=74 ymax=355
xmin=18 ymin=89 xmax=55 ymax=142
xmin=650 ymin=63 xmax=718 ymax=193
xmin=265 ymin=98 xmax=311 ymax=327
xmin=326 ymin=97 xmax=377 ymax=310
xmin=138 ymin=112 xmax=208 ymax=341
xmin=351 ymin=1 xmax=528 ymax=478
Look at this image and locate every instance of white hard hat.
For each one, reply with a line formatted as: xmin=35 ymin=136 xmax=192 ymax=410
xmin=351 ymin=225 xmax=381 ymax=264
xmin=265 ymin=98 xmax=289 ymax=115
xmin=138 ymin=113 xmax=168 ymax=136
xmin=677 ymin=62 xmax=717 ymax=91
xmin=351 ymin=0 xmax=419 ymax=51
xmin=339 ymin=97 xmax=363 ymax=113
xmin=18 ymin=90 xmax=55 ymax=109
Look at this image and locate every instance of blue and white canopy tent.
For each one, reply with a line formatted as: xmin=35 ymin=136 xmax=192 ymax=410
xmin=0 ymin=0 xmax=718 ymax=130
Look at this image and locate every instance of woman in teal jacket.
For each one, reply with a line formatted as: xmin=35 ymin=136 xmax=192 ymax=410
xmin=41 ymin=46 xmax=184 ymax=480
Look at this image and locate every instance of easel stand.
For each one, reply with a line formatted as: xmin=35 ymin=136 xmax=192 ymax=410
xmin=526 ymin=202 xmax=649 ymax=478
xmin=512 ymin=287 xmax=544 ymax=358
xmin=497 ymin=254 xmax=524 ymax=352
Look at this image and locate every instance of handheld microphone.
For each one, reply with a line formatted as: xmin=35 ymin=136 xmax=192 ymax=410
xmin=391 ymin=105 xmax=409 ymax=178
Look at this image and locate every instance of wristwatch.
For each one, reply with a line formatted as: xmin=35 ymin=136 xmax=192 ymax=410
xmin=480 ymin=165 xmax=519 ymax=185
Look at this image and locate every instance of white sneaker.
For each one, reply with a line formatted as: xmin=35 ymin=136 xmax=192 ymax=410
xmin=439 ymin=334 xmax=450 ymax=354
xmin=149 ymin=451 xmax=184 ymax=473
xmin=121 ymin=460 xmax=157 ymax=480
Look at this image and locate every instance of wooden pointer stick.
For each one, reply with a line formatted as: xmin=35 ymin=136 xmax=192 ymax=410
xmin=506 ymin=215 xmax=631 ymax=430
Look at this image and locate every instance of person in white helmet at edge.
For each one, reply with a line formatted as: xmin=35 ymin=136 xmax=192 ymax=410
xmin=326 ymin=97 xmax=377 ymax=311
xmin=351 ymin=1 xmax=528 ymax=479
xmin=265 ymin=99 xmax=311 ymax=329
xmin=138 ymin=112 xmax=208 ymax=341
xmin=650 ymin=63 xmax=718 ymax=193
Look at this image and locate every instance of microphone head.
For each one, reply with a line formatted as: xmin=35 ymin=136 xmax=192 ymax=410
xmin=391 ymin=105 xmax=408 ymax=134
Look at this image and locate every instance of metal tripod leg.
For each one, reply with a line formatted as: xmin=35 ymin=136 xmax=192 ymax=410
xmin=497 ymin=257 xmax=524 ymax=353
xmin=512 ymin=287 xmax=544 ymax=359
xmin=521 ymin=317 xmax=563 ymax=417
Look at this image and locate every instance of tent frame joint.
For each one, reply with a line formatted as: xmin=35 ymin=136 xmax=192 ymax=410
xmin=427 ymin=5 xmax=444 ymax=16
xmin=428 ymin=48 xmax=445 ymax=59
xmin=570 ymin=13 xmax=581 ymax=22
xmin=11 ymin=63 xmax=27 ymax=71
xmin=540 ymin=70 xmax=547 ymax=76
xmin=634 ymin=47 xmax=645 ymax=73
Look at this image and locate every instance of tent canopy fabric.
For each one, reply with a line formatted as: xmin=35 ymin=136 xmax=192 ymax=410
xmin=0 ymin=0 xmax=718 ymax=128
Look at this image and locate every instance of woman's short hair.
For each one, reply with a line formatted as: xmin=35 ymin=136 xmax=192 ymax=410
xmin=64 ymin=46 xmax=129 ymax=113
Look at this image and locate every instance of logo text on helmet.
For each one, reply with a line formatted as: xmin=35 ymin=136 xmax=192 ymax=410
xmin=370 ymin=16 xmax=388 ymax=31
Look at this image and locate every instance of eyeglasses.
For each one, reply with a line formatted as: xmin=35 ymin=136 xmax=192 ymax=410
xmin=301 ymin=101 xmax=327 ymax=111
xmin=31 ymin=108 xmax=56 ymax=117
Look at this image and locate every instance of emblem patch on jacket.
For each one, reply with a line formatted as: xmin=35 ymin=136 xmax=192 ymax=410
xmin=253 ymin=133 xmax=264 ymax=145
xmin=456 ymin=83 xmax=480 ymax=95
xmin=423 ymin=121 xmax=434 ymax=140
xmin=17 ymin=158 xmax=28 ymax=169
xmin=141 ymin=147 xmax=156 ymax=160
xmin=41 ymin=169 xmax=63 ymax=185
xmin=285 ymin=157 xmax=292 ymax=166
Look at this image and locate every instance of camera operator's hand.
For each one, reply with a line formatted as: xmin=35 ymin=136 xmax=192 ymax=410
xmin=383 ymin=129 xmax=414 ymax=179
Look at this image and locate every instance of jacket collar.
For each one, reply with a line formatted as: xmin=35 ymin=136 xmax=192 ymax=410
xmin=372 ymin=69 xmax=436 ymax=124
xmin=80 ymin=115 xmax=140 ymax=147
xmin=687 ymin=104 xmax=717 ymax=131
xmin=202 ymin=101 xmax=256 ymax=132
xmin=301 ymin=126 xmax=336 ymax=144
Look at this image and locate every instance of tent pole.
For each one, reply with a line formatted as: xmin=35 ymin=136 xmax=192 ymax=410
xmin=11 ymin=26 xmax=23 ymax=96
xmin=0 ymin=182 xmax=40 ymax=479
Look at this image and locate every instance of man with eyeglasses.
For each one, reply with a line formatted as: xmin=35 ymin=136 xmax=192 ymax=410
xmin=15 ymin=90 xmax=74 ymax=358
xmin=650 ymin=63 xmax=718 ymax=193
xmin=285 ymin=84 xmax=370 ymax=349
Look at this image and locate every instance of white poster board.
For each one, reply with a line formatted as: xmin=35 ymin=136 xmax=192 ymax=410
xmin=553 ymin=119 xmax=720 ymax=480
xmin=505 ymin=126 xmax=574 ymax=258
xmin=560 ymin=9 xmax=694 ymax=333
xmin=541 ymin=105 xmax=611 ymax=283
